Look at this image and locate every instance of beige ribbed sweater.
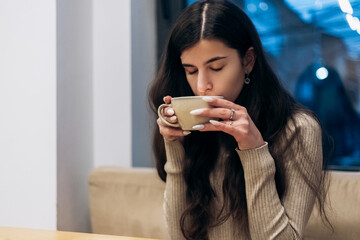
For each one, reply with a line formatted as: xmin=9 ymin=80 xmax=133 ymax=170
xmin=163 ymin=113 xmax=323 ymax=240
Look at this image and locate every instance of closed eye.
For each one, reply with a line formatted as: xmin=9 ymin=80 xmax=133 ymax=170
xmin=211 ymin=67 xmax=223 ymax=72
xmin=187 ymin=69 xmax=198 ymax=75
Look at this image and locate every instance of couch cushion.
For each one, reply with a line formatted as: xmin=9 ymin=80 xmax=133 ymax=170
xmin=89 ymin=167 xmax=169 ymax=239
xmin=304 ymin=170 xmax=360 ymax=240
xmin=89 ymin=168 xmax=360 ymax=239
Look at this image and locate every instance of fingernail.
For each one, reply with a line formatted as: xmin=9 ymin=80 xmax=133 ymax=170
xmin=170 ymin=116 xmax=177 ymax=121
xmin=167 ymin=109 xmax=175 ymax=115
xmin=192 ymin=124 xmax=205 ymax=130
xmin=183 ymin=131 xmax=191 ymax=135
xmin=209 ymin=120 xmax=221 ymax=126
xmin=202 ymin=96 xmax=213 ymax=102
xmin=190 ymin=109 xmax=204 ymax=115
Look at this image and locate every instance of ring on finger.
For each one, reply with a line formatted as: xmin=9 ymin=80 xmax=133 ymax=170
xmin=229 ymin=108 xmax=235 ymax=121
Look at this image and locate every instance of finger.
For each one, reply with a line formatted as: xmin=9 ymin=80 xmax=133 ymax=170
xmin=202 ymin=96 xmax=244 ymax=111
xmin=158 ymin=117 xmax=176 ymax=128
xmin=165 ymin=115 xmax=178 ymax=124
xmin=163 ymin=96 xmax=172 ymax=104
xmin=162 ymin=107 xmax=175 ymax=117
xmin=161 ymin=127 xmax=191 ymax=136
xmin=157 ymin=117 xmax=181 ymax=130
xmin=197 ymin=120 xmax=234 ymax=133
xmin=157 ymin=118 xmax=190 ymax=136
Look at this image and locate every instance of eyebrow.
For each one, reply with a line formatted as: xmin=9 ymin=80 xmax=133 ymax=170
xmin=182 ymin=56 xmax=227 ymax=67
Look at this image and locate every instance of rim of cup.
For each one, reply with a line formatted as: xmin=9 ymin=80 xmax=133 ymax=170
xmin=171 ymin=96 xmax=224 ymax=99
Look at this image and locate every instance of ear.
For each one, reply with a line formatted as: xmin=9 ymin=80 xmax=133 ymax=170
xmin=242 ymin=47 xmax=256 ymax=74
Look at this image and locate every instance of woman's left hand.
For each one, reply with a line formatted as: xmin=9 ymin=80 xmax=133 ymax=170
xmin=190 ymin=97 xmax=265 ymax=150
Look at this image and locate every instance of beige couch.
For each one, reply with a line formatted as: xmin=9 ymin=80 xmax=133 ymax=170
xmin=89 ymin=167 xmax=360 ymax=240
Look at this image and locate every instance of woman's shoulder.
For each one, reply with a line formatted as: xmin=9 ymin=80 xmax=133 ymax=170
xmin=277 ymin=111 xmax=322 ymax=149
xmin=292 ymin=111 xmax=321 ymax=129
xmin=285 ymin=111 xmax=321 ymax=136
xmin=273 ymin=111 xmax=323 ymax=166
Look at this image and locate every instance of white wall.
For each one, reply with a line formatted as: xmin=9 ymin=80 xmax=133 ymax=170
xmin=58 ymin=0 xmax=150 ymax=232
xmin=0 ymin=0 xmax=57 ymax=229
xmin=0 ymin=0 xmax=156 ymax=232
xmin=93 ymin=0 xmax=132 ymax=168
xmin=57 ymin=0 xmax=93 ymax=232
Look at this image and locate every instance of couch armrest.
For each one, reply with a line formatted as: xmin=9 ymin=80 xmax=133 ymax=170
xmin=89 ymin=167 xmax=169 ymax=240
xmin=304 ymin=170 xmax=360 ymax=240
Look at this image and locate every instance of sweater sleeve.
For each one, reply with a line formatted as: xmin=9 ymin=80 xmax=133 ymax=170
xmin=163 ymin=139 xmax=187 ymax=240
xmin=236 ymin=113 xmax=323 ymax=240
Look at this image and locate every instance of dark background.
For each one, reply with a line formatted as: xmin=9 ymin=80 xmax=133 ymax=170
xmin=156 ymin=0 xmax=360 ymax=170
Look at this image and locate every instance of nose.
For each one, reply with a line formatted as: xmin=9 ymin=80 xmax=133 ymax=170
xmin=197 ymin=71 xmax=212 ymax=95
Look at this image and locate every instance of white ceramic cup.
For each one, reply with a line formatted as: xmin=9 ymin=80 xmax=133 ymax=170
xmin=158 ymin=96 xmax=223 ymax=130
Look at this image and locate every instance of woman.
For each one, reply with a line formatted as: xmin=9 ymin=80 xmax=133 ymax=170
xmin=148 ymin=0 xmax=330 ymax=239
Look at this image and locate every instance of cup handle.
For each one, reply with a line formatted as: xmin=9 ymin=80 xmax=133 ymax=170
xmin=158 ymin=104 xmax=181 ymax=128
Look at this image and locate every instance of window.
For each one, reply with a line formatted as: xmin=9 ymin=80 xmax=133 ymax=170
xmin=157 ymin=0 xmax=360 ymax=170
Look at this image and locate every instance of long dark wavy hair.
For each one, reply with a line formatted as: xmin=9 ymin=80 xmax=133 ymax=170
xmin=148 ymin=1 xmax=332 ymax=239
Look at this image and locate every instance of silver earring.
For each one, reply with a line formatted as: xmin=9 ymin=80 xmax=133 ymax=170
xmin=244 ymin=74 xmax=251 ymax=84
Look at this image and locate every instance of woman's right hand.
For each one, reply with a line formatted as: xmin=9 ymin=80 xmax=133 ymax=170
xmin=157 ymin=96 xmax=191 ymax=142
